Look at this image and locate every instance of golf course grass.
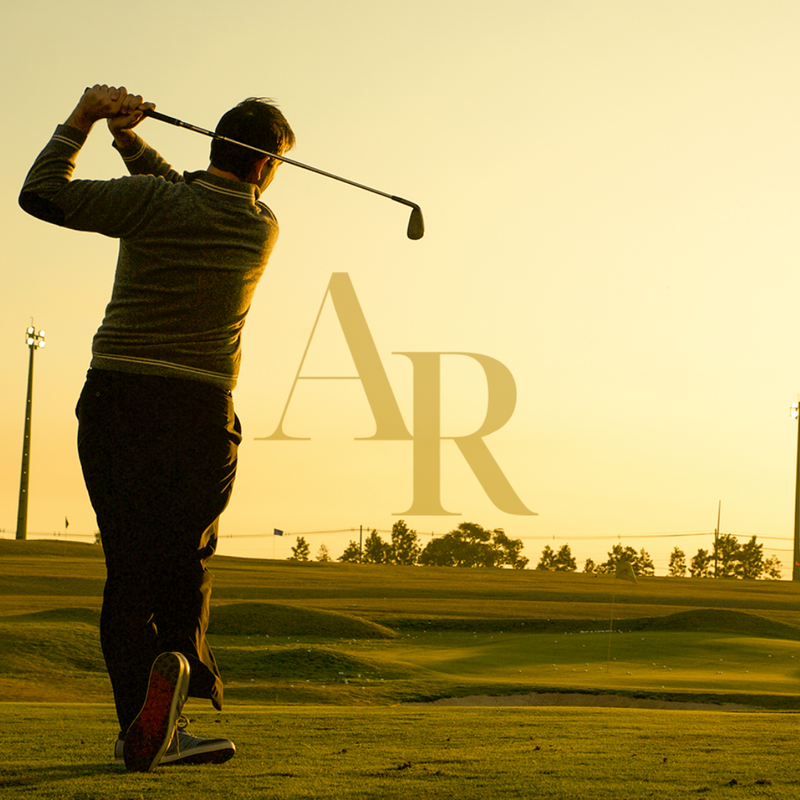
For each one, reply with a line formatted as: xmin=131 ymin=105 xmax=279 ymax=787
xmin=1 ymin=538 xmax=800 ymax=797
xmin=2 ymin=704 xmax=797 ymax=799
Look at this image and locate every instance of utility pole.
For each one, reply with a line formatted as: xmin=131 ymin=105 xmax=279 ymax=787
xmin=792 ymin=401 xmax=800 ymax=581
xmin=16 ymin=325 xmax=45 ymax=540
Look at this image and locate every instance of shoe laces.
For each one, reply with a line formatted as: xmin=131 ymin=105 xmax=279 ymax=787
xmin=171 ymin=715 xmax=190 ymax=757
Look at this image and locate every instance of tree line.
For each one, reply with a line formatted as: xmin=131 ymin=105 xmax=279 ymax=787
xmin=289 ymin=524 xmax=782 ymax=579
xmin=535 ymin=536 xmax=781 ymax=580
xmin=667 ymin=534 xmax=781 ymax=580
xmin=289 ymin=521 xmax=529 ymax=568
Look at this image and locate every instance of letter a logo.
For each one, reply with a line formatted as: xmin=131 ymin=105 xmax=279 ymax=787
xmin=258 ymin=273 xmax=411 ymax=441
xmin=258 ymin=273 xmax=535 ymax=517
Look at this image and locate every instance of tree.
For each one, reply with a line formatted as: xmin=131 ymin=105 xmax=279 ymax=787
xmin=668 ymin=547 xmax=687 ymax=577
xmin=417 ymin=534 xmax=458 ymax=567
xmin=738 ymin=536 xmax=764 ymax=580
xmin=554 ymin=544 xmax=577 ymax=572
xmin=690 ymin=548 xmax=713 ymax=578
xmin=583 ymin=558 xmax=597 ymax=575
xmin=492 ymin=529 xmax=529 ymax=569
xmin=338 ymin=541 xmax=361 ymax=563
xmin=536 ymin=545 xmax=557 ymax=571
xmin=290 ymin=536 xmax=310 ymax=562
xmin=599 ymin=544 xmax=653 ymax=577
xmin=763 ymin=554 xmax=782 ymax=580
xmin=418 ymin=522 xmax=527 ymax=568
xmin=713 ymin=534 xmax=742 ymax=578
xmin=363 ymin=530 xmax=390 ymax=564
xmin=537 ymin=544 xmax=575 ymax=572
xmin=390 ymin=520 xmax=421 ymax=565
xmin=419 ymin=522 xmax=493 ymax=567
xmin=317 ymin=543 xmax=332 ymax=563
xmin=598 ymin=544 xmax=635 ymax=575
xmin=636 ymin=548 xmax=655 ymax=577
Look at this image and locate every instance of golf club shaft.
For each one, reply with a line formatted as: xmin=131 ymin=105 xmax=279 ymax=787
xmin=142 ymin=108 xmax=418 ymax=211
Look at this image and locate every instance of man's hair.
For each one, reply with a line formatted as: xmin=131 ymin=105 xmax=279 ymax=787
xmin=210 ymin=98 xmax=296 ymax=180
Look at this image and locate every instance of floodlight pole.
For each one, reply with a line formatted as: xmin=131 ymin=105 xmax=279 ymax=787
xmin=16 ymin=325 xmax=45 ymax=541
xmin=793 ymin=401 xmax=800 ymax=581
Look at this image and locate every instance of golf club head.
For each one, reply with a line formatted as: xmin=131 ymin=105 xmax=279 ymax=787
xmin=407 ymin=205 xmax=425 ymax=240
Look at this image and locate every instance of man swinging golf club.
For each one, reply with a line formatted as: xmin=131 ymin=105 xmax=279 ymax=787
xmin=19 ymin=84 xmax=296 ymax=771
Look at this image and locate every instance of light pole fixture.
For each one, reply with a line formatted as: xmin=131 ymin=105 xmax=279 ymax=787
xmin=16 ymin=325 xmax=45 ymax=541
xmin=792 ymin=401 xmax=800 ymax=581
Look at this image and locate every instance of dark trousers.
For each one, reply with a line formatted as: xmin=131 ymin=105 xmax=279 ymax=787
xmin=76 ymin=369 xmax=242 ymax=732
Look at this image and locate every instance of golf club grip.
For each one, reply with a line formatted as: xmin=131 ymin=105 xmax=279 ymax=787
xmin=142 ymin=109 xmax=215 ymax=138
xmin=142 ymin=109 xmax=181 ymax=126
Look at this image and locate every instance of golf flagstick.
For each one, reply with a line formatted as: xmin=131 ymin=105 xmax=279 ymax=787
xmin=606 ymin=560 xmax=637 ymax=672
xmin=142 ymin=109 xmax=424 ymax=240
xmin=606 ymin=582 xmax=618 ymax=672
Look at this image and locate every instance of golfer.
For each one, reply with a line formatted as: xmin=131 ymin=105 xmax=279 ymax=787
xmin=19 ymin=84 xmax=295 ymax=772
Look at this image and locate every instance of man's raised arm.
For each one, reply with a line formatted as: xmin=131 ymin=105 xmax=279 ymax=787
xmin=18 ymin=84 xmax=166 ymax=230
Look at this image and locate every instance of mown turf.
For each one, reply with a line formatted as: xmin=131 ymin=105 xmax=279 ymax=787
xmin=1 ymin=704 xmax=799 ymax=800
xmin=2 ymin=539 xmax=800 ymax=710
xmin=209 ymin=601 xmax=396 ymax=639
xmin=2 ymin=540 xmax=800 ymax=797
xmin=5 ymin=538 xmax=800 ymax=625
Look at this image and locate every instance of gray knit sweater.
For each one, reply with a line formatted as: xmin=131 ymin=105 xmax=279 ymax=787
xmin=19 ymin=124 xmax=279 ymax=390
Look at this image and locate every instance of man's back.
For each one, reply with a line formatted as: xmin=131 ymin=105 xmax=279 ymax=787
xmin=20 ymin=124 xmax=279 ymax=389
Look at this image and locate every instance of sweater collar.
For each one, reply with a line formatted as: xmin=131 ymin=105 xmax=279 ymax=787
xmin=184 ymin=170 xmax=259 ymax=202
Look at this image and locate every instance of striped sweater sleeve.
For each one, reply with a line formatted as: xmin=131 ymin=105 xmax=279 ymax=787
xmin=19 ymin=125 xmax=164 ymax=238
xmin=18 ymin=126 xmax=86 ymax=224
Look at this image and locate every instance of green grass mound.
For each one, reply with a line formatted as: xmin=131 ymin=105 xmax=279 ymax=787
xmin=392 ymin=617 xmax=597 ymax=633
xmin=629 ymin=608 xmax=800 ymax=640
xmin=392 ymin=608 xmax=800 ymax=639
xmin=209 ymin=601 xmax=397 ymax=639
xmin=222 ymin=645 xmax=407 ymax=682
xmin=0 ymin=574 xmax=105 ymax=598
xmin=0 ymin=619 xmax=103 ymax=675
xmin=0 ymin=607 xmax=100 ymax=625
xmin=0 ymin=539 xmax=103 ymax=558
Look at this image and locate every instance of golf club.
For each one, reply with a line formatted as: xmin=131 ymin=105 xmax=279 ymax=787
xmin=142 ymin=109 xmax=424 ymax=240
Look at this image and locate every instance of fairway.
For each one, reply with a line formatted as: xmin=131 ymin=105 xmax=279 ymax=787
xmin=2 ymin=703 xmax=799 ymax=800
xmin=3 ymin=540 xmax=799 ymax=709
xmin=2 ymin=539 xmax=800 ymax=797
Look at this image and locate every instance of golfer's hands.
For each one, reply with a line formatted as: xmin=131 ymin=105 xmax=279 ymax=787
xmin=108 ymin=91 xmax=155 ymax=148
xmin=65 ymin=85 xmax=153 ymax=137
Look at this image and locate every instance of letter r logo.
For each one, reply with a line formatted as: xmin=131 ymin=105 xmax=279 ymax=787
xmin=257 ymin=274 xmax=535 ymax=517
xmin=394 ymin=352 xmax=535 ymax=516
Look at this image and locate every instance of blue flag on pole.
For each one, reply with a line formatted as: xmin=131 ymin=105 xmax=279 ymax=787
xmin=274 ymin=529 xmax=284 ymax=536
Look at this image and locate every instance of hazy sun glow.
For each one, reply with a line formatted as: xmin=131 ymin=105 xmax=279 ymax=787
xmin=3 ymin=1 xmax=800 ymax=574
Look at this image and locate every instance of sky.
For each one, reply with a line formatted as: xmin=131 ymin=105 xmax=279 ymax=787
xmin=2 ymin=0 xmax=800 ymax=575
